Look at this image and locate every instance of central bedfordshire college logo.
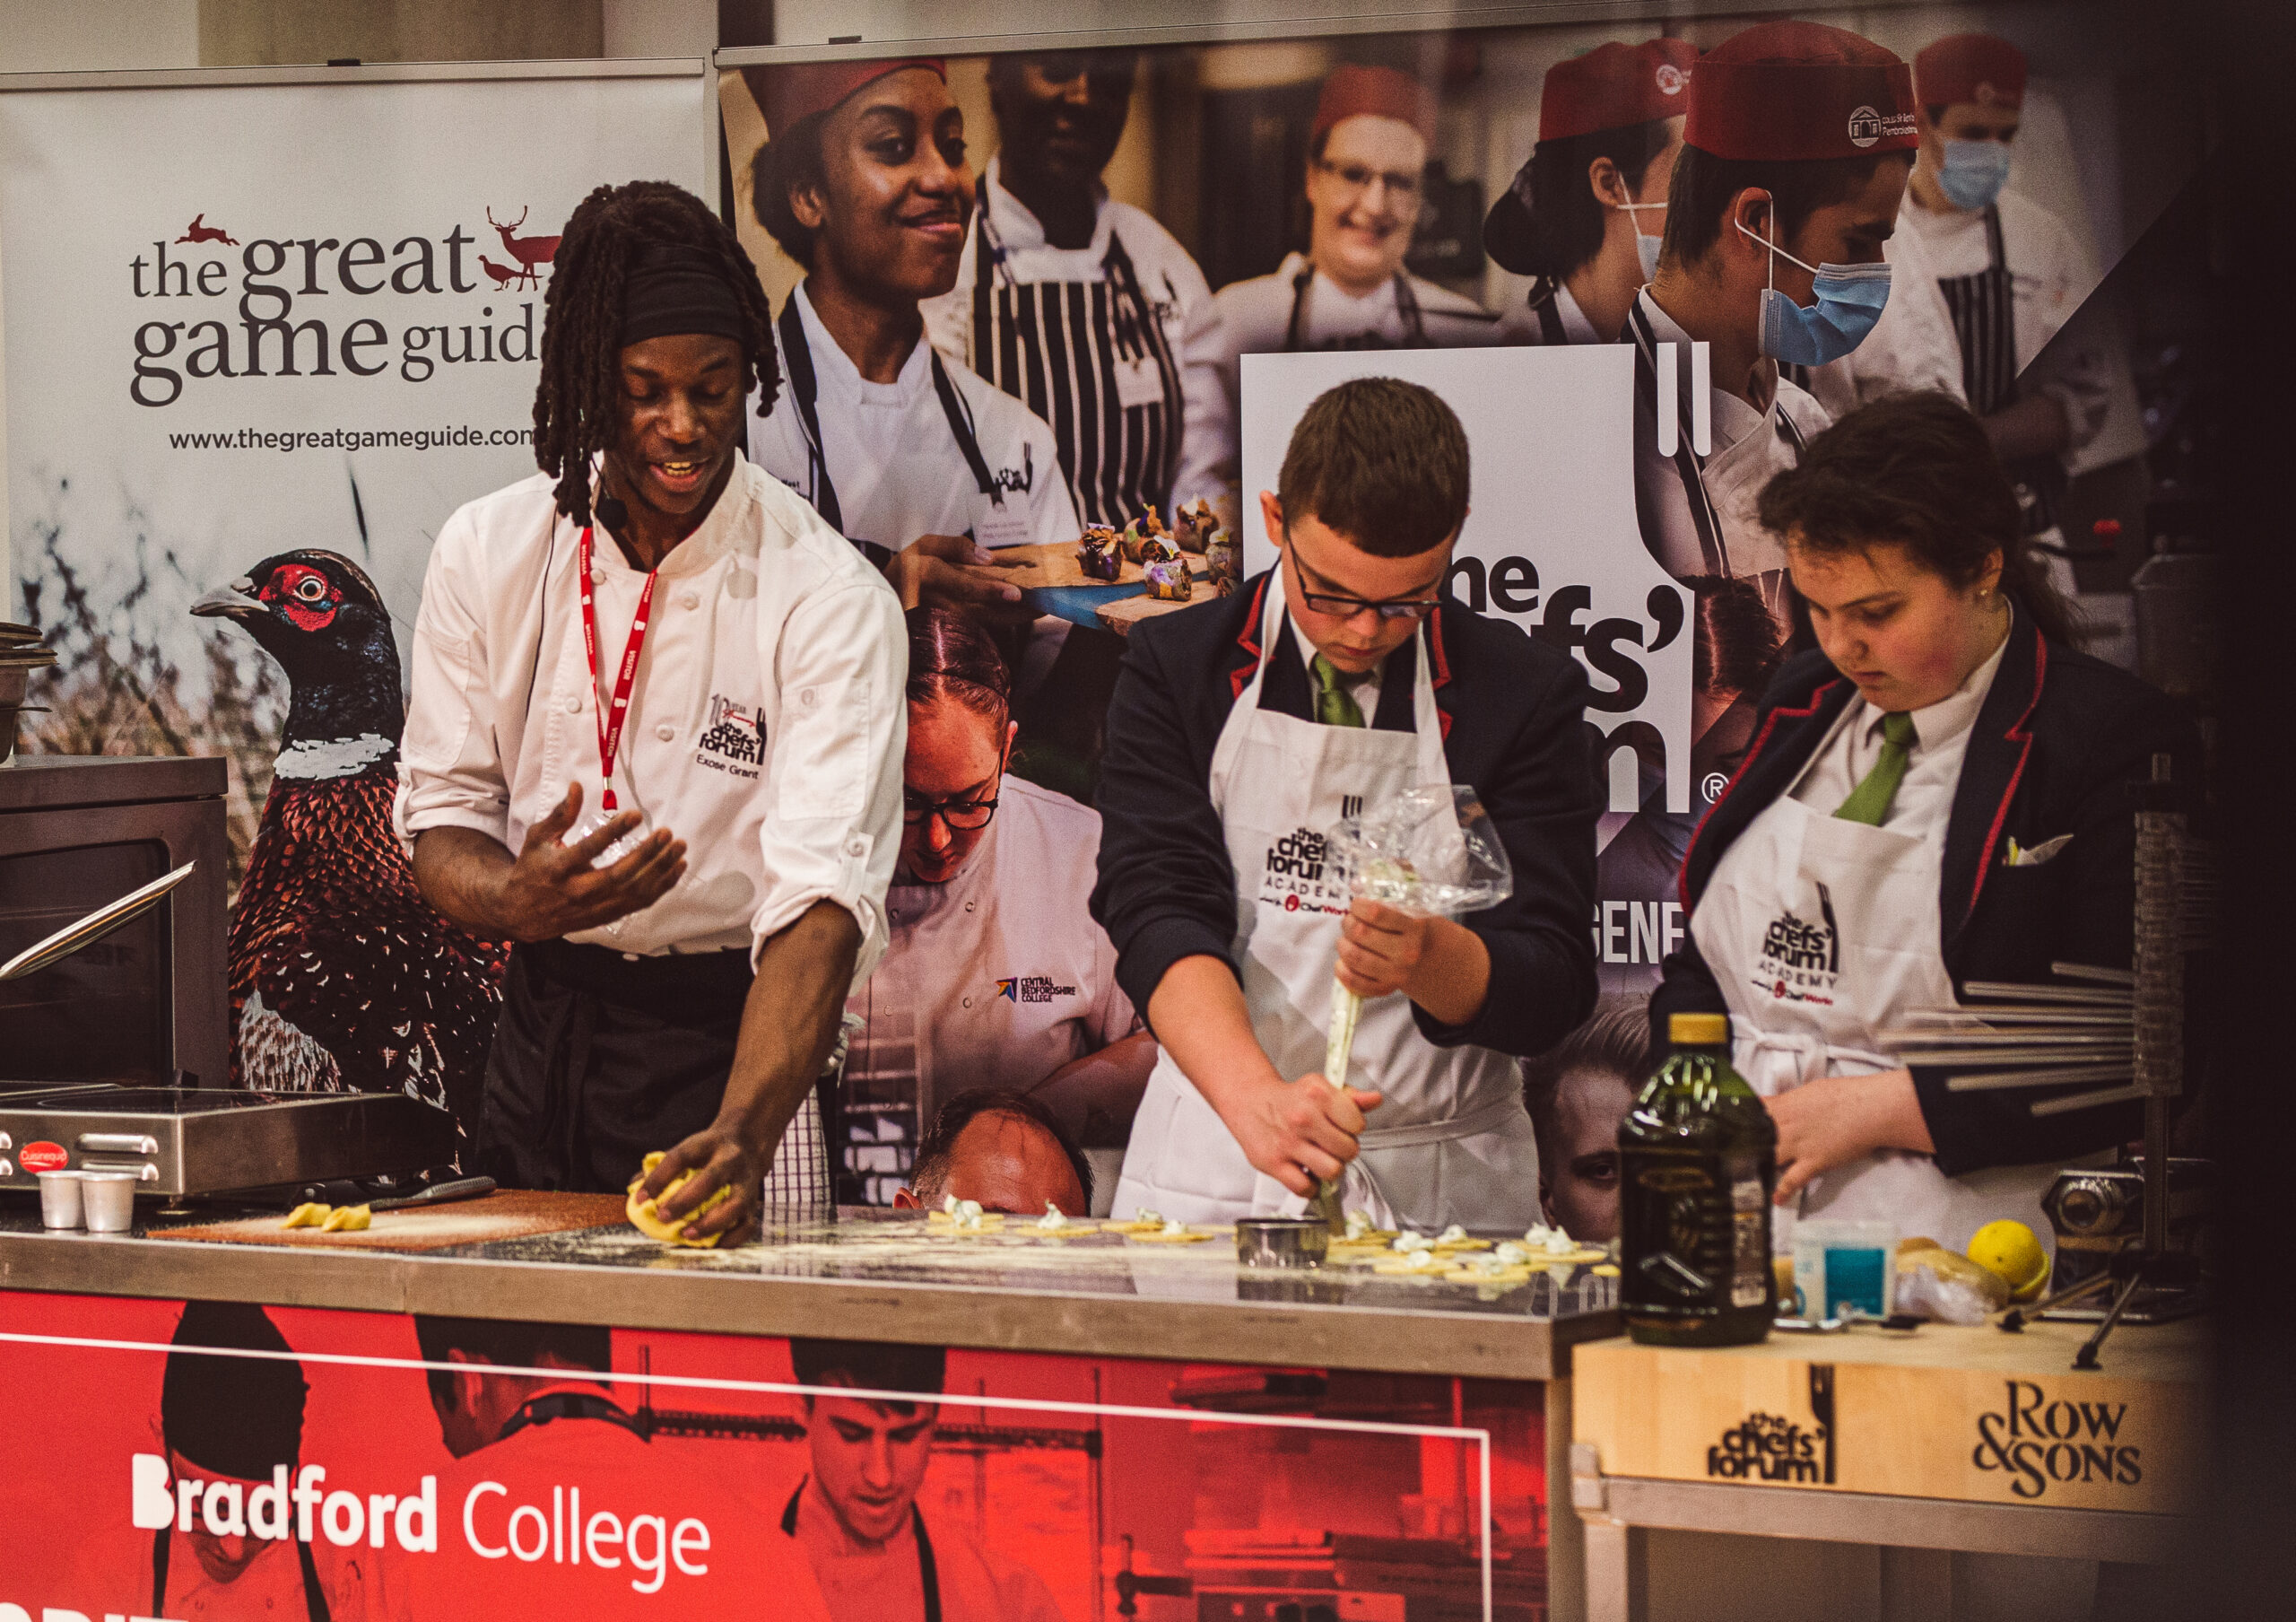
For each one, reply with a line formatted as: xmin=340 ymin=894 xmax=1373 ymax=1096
xmin=1752 ymin=881 xmax=1839 ymax=1006
xmin=1259 ymin=826 xmax=1349 ymax=916
xmin=695 ymin=693 xmax=763 ymax=778
xmin=995 ymin=975 xmax=1077 ymax=1005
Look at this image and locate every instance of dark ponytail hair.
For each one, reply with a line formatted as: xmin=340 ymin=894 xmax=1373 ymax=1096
xmin=1509 ymin=118 xmax=1674 ymax=282
xmin=533 ymin=180 xmax=778 ymax=529
xmin=1756 ymin=390 xmax=2081 ymax=648
xmin=905 ymin=606 xmax=1011 ymax=720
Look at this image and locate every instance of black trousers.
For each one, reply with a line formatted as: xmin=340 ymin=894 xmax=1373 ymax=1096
xmin=475 ymin=939 xmax=752 ymax=1194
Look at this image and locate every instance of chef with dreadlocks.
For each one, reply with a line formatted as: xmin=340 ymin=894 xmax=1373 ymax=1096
xmin=397 ymin=180 xmax=906 ymax=1243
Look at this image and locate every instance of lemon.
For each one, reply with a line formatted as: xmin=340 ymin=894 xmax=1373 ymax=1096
xmin=1967 ymin=1219 xmax=2049 ymax=1302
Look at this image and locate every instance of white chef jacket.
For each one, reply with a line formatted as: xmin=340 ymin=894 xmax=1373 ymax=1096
xmin=395 ymin=453 xmax=906 ymax=981
xmin=1631 ymin=288 xmax=1832 ymax=587
xmin=923 ymin=158 xmax=1231 ymax=514
xmin=1787 ymin=625 xmax=2011 ymax=836
xmin=1495 ymin=278 xmax=1603 ymax=345
xmin=1211 ymin=252 xmax=1505 ymax=413
xmin=1797 ymin=220 xmax=1969 ymax=418
xmin=846 ymin=777 xmax=1138 ymax=1123
xmin=1897 ymin=187 xmax=2111 ymax=464
xmin=752 ymin=281 xmax=1081 ymax=555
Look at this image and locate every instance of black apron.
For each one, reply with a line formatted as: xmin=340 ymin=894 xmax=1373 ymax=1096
xmin=475 ymin=938 xmax=753 ymax=1193
xmin=777 ymin=290 xmax=1005 ymax=569
xmin=782 ymin=1480 xmax=941 ymax=1622
xmin=1282 ymin=264 xmax=1431 ymax=351
xmin=153 ymin=1522 xmax=332 ymax=1622
xmin=1935 ymin=205 xmax=2060 ymax=535
xmin=966 ymin=208 xmax=1182 ymax=529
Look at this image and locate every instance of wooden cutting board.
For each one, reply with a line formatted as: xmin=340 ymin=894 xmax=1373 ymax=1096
xmin=162 ymin=1190 xmax=627 ymax=1252
xmin=990 ymin=541 xmax=1207 ymax=591
xmin=1096 ymin=593 xmax=1206 ymax=636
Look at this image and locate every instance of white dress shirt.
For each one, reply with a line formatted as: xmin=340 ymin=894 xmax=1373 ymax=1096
xmin=922 ymin=158 xmax=1231 ymax=514
xmin=1287 ymin=608 xmax=1380 ymax=721
xmin=752 ymin=282 xmax=1080 ymax=555
xmin=1788 ymin=624 xmax=2012 ymax=836
xmin=1897 ymin=187 xmax=2111 ymax=463
xmin=395 ymin=453 xmax=906 ymax=980
xmin=1495 ymin=278 xmax=1605 ymax=345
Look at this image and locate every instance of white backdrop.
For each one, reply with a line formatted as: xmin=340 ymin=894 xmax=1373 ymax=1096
xmin=1239 ymin=344 xmax=1692 ymax=815
xmin=1 ymin=62 xmax=705 ymax=676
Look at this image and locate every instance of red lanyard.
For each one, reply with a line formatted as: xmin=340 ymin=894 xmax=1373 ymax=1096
xmin=576 ymin=526 xmax=660 ymax=814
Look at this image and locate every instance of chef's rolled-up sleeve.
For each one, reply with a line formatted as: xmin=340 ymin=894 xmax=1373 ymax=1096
xmin=394 ymin=508 xmax=509 ymax=850
xmin=752 ymin=574 xmax=908 ymax=983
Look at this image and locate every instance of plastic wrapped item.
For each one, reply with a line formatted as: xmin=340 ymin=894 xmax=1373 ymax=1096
xmin=1144 ymin=556 xmax=1192 ymax=601
xmin=1325 ymin=785 xmax=1515 ymax=919
xmin=1172 ymin=497 xmax=1220 ymax=554
xmin=1894 ymin=1240 xmax=2010 ymax=1324
xmin=1075 ymin=526 xmax=1122 ymax=580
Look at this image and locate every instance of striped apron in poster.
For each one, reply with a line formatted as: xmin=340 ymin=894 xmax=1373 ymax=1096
xmin=1936 ymin=205 xmax=2059 ymax=535
xmin=966 ymin=211 xmax=1182 ymax=529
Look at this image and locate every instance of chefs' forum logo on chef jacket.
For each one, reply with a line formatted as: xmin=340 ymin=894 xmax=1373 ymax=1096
xmin=1260 ymin=826 xmax=1350 ymax=916
xmin=1751 ymin=882 xmax=1839 ymax=1005
xmin=995 ymin=975 xmax=1078 ymax=1004
xmin=696 ymin=694 xmax=763 ymax=778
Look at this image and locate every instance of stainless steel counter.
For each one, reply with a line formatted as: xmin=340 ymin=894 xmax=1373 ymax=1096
xmin=0 ymin=1207 xmax=1616 ymax=1379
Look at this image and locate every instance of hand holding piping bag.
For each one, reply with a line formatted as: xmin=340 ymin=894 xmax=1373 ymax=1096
xmin=1315 ymin=786 xmax=1515 ymax=1226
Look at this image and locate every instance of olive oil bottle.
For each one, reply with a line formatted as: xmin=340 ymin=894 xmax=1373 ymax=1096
xmin=1619 ymin=1013 xmax=1778 ymax=1346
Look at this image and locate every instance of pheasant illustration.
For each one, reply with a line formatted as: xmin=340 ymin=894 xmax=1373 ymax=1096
xmin=193 ymin=551 xmax=507 ymax=1138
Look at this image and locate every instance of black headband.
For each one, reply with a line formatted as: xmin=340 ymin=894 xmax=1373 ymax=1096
xmin=620 ymin=242 xmax=747 ymax=349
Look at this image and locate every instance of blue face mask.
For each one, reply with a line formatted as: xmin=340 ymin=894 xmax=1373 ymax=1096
xmin=1938 ymin=138 xmax=2013 ymax=211
xmin=1613 ymin=199 xmax=1665 ymax=283
xmin=1738 ymin=217 xmax=1893 ymax=367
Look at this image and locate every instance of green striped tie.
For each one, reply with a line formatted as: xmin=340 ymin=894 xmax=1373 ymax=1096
xmin=1834 ymin=711 xmax=1918 ymax=825
xmin=1312 ymin=654 xmax=1364 ymax=728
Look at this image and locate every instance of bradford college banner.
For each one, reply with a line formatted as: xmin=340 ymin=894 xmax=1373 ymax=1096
xmin=0 ymin=1293 xmax=1549 ymax=1619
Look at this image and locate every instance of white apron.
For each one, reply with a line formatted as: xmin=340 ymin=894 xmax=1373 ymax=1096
xmin=1692 ymin=769 xmax=2063 ymax=1256
xmin=1111 ymin=571 xmax=1539 ymax=1230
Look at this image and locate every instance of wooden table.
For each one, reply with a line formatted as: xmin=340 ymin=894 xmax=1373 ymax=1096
xmin=1565 ymin=1317 xmax=2208 ymax=1621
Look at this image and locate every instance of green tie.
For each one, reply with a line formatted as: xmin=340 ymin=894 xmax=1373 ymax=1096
xmin=1833 ymin=711 xmax=1918 ymax=824
xmin=1312 ymin=654 xmax=1364 ymax=728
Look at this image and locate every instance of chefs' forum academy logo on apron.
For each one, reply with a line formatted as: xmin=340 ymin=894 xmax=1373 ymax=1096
xmin=696 ymin=694 xmax=763 ymax=778
xmin=1260 ymin=826 xmax=1350 ymax=916
xmin=1752 ymin=882 xmax=1839 ymax=1006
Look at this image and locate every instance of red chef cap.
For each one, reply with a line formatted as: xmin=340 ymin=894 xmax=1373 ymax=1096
xmin=1914 ymin=34 xmax=2028 ymax=112
xmin=748 ymin=57 xmax=946 ymax=137
xmin=1684 ymin=21 xmax=1916 ymax=162
xmin=1539 ymin=39 xmax=1700 ymax=141
xmin=1310 ymin=64 xmax=1436 ymax=148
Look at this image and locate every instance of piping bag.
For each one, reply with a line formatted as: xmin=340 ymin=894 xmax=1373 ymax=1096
xmin=1312 ymin=785 xmax=1514 ymax=1230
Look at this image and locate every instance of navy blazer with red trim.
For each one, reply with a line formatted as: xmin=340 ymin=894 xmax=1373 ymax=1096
xmin=1091 ymin=570 xmax=1601 ymax=1061
xmin=1649 ymin=608 xmax=2204 ymax=1177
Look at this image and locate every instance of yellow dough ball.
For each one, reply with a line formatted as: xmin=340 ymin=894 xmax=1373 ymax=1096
xmin=1967 ymin=1220 xmax=2049 ymax=1302
xmin=319 ymin=1204 xmax=370 ymax=1233
xmin=626 ymin=1150 xmax=730 ymax=1249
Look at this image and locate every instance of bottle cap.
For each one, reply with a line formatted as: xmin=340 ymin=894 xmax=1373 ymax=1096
xmin=1670 ymin=1013 xmax=1730 ymax=1046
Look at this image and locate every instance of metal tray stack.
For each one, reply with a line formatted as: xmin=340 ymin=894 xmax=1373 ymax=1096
xmin=0 ymin=622 xmax=58 ymax=764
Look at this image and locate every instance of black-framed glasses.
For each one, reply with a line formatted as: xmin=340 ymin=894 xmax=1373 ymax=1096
xmin=1314 ymin=158 xmax=1422 ymax=200
xmin=1284 ymin=528 xmax=1442 ymax=622
xmin=903 ymin=791 xmax=1000 ymax=831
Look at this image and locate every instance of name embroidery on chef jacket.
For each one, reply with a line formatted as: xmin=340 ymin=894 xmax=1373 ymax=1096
xmin=994 ymin=975 xmax=1079 ymax=1005
xmin=1752 ymin=880 xmax=1839 ymax=1007
xmin=695 ymin=693 xmax=765 ymax=778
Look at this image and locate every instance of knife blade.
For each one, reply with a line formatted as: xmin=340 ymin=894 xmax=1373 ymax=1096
xmin=368 ymin=1176 xmax=495 ymax=1213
